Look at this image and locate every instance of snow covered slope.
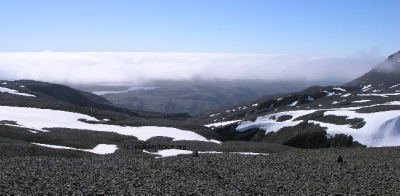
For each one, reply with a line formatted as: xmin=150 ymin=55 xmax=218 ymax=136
xmin=199 ymin=51 xmax=400 ymax=148
xmin=0 ymin=105 xmax=220 ymax=144
xmin=213 ymin=100 xmax=400 ymax=147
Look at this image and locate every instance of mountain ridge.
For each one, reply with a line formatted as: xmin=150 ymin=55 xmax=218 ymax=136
xmin=343 ymin=50 xmax=400 ymax=92
xmin=1 ymin=50 xmax=400 ymax=157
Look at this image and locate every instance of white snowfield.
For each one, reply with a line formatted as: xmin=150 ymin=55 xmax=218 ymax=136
xmin=237 ymin=110 xmax=318 ymax=133
xmin=0 ymin=87 xmax=36 ymax=97
xmin=144 ymin=149 xmax=269 ymax=157
xmin=144 ymin=149 xmax=193 ymax=157
xmin=236 ymin=102 xmax=400 ymax=147
xmin=32 ymin=143 xmax=118 ymax=155
xmin=0 ymin=105 xmax=221 ymax=144
xmin=310 ymin=109 xmax=400 ymax=147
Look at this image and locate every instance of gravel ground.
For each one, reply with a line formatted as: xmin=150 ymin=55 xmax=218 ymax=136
xmin=1 ymin=147 xmax=399 ymax=195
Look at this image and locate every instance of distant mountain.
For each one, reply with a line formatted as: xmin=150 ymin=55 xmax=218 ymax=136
xmin=343 ymin=50 xmax=400 ymax=92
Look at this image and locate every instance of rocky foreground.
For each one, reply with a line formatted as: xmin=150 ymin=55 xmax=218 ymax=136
xmin=0 ymin=147 xmax=399 ymax=195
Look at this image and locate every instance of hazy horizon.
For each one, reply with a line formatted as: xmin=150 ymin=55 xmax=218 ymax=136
xmin=0 ymin=51 xmax=384 ymax=84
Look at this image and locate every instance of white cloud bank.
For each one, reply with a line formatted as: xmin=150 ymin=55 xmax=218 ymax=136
xmin=0 ymin=51 xmax=383 ymax=84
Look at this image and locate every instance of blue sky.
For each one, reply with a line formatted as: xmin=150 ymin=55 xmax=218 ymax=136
xmin=1 ymin=0 xmax=399 ymax=56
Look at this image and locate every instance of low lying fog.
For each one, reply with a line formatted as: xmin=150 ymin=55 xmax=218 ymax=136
xmin=0 ymin=51 xmax=383 ymax=84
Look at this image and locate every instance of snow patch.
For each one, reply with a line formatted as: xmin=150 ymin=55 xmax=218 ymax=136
xmin=209 ymin=113 xmax=220 ymax=117
xmin=323 ymin=91 xmax=335 ymax=96
xmin=306 ymin=96 xmax=314 ymax=101
xmin=0 ymin=106 xmax=220 ymax=144
xmin=205 ymin=120 xmax=242 ymax=128
xmin=144 ymin=150 xmax=269 ymax=157
xmin=287 ymin=101 xmax=298 ymax=106
xmin=236 ymin=110 xmax=317 ymax=133
xmin=32 ymin=143 xmax=118 ymax=155
xmin=357 ymin=93 xmax=400 ymax=97
xmin=341 ymin=93 xmax=352 ymax=97
xmin=144 ymin=149 xmax=192 ymax=157
xmin=199 ymin=151 xmax=224 ymax=154
xmin=230 ymin=152 xmax=269 ymax=155
xmin=311 ymin=109 xmax=400 ymax=147
xmin=361 ymin=85 xmax=372 ymax=92
xmin=389 ymin=84 xmax=400 ymax=89
xmin=352 ymin=100 xmax=370 ymax=103
xmin=0 ymin=87 xmax=36 ymax=97
xmin=333 ymin=87 xmax=346 ymax=92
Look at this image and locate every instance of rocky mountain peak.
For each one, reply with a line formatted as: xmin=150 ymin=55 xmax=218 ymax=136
xmin=375 ymin=50 xmax=400 ymax=73
xmin=343 ymin=50 xmax=400 ymax=92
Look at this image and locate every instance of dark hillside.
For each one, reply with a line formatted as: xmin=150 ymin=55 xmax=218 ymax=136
xmin=4 ymin=80 xmax=188 ymax=119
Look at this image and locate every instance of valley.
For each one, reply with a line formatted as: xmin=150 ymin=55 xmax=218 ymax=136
xmin=0 ymin=50 xmax=399 ymax=195
xmin=71 ymin=79 xmax=341 ymax=116
xmin=1 ymin=50 xmax=400 ymax=157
